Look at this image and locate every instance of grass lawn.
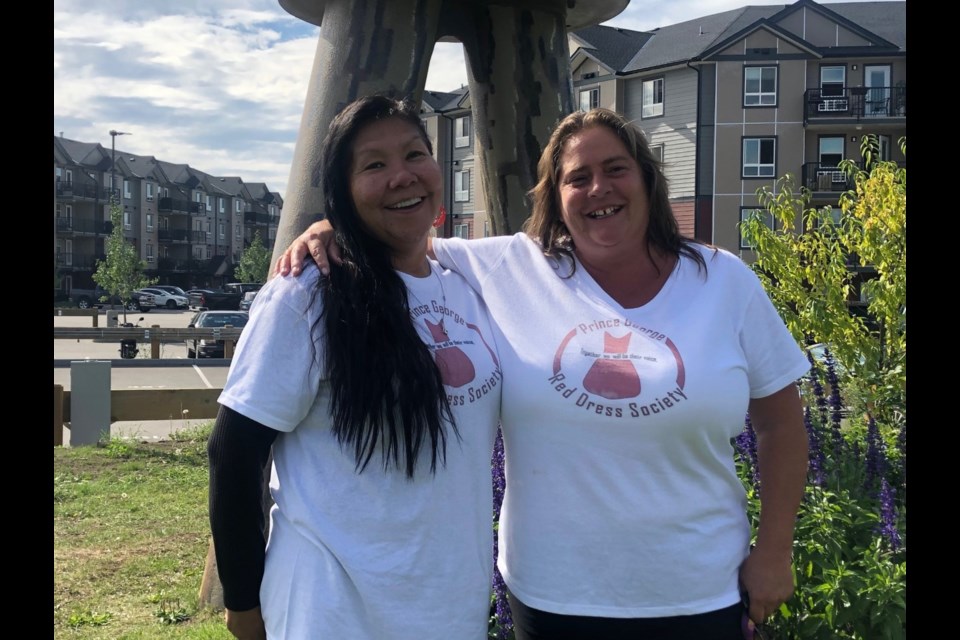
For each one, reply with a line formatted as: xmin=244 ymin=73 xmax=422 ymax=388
xmin=54 ymin=424 xmax=232 ymax=639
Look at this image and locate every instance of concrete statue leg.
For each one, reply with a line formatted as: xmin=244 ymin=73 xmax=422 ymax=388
xmin=452 ymin=3 xmax=574 ymax=235
xmin=273 ymin=0 xmax=444 ymax=257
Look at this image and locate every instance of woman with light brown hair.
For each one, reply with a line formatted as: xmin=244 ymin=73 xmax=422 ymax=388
xmin=279 ymin=107 xmax=809 ymax=639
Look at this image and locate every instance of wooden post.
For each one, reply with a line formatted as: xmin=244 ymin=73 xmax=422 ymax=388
xmin=91 ymin=310 xmax=98 ymax=328
xmin=53 ymin=384 xmax=64 ymax=446
xmin=224 ymin=324 xmax=234 ymax=359
xmin=198 ymin=539 xmax=225 ymax=609
xmin=151 ymin=325 xmax=161 ymax=359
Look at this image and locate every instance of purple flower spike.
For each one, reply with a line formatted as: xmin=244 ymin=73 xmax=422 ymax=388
xmin=804 ymin=406 xmax=825 ymax=486
xmin=865 ymin=414 xmax=887 ymax=491
xmin=877 ymin=477 xmax=902 ymax=552
xmin=736 ymin=415 xmax=761 ymax=490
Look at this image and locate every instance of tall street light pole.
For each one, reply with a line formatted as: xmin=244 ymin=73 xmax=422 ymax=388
xmin=109 ymin=130 xmax=131 ymax=206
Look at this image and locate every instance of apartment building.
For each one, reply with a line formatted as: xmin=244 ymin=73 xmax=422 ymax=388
xmin=420 ymin=88 xmax=491 ymax=240
xmin=424 ymin=0 xmax=905 ymax=250
xmin=569 ymin=0 xmax=905 ymax=256
xmin=54 ymin=135 xmax=282 ymax=299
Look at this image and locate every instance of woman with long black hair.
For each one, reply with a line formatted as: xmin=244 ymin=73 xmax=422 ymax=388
xmin=207 ymin=96 xmax=502 ymax=639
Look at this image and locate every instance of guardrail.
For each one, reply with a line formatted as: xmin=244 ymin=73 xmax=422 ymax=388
xmin=53 ymin=326 xmax=243 ymax=358
xmin=54 ymin=384 xmax=221 ymax=446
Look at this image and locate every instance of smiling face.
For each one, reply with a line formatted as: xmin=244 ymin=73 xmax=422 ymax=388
xmin=556 ymin=124 xmax=650 ymax=260
xmin=348 ymin=116 xmax=442 ymax=273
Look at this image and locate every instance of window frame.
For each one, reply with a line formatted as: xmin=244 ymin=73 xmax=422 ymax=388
xmin=739 ymin=207 xmax=775 ymax=250
xmin=650 ymin=143 xmax=664 ymax=164
xmin=146 ymin=213 xmax=154 ymax=231
xmin=454 ymin=169 xmax=470 ymax=202
xmin=454 ymin=223 xmax=470 ymax=239
xmin=641 ymin=77 xmax=664 ymax=119
xmin=741 ymin=137 xmax=777 ymax=178
xmin=123 ymin=179 xmax=132 ymax=199
xmin=454 ymin=116 xmax=470 ymax=148
xmin=743 ymin=65 xmax=778 ymax=107
xmin=578 ymin=88 xmax=599 ymax=112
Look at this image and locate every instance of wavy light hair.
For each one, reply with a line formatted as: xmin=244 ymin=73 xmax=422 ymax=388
xmin=523 ymin=108 xmax=707 ymax=275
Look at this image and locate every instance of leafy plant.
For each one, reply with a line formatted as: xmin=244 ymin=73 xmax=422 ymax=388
xmin=233 ymin=230 xmax=271 ymax=283
xmin=92 ymin=201 xmax=158 ymax=323
xmin=67 ymin=610 xmax=113 ymax=628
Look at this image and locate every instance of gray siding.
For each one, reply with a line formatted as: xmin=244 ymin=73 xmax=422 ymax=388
xmin=624 ymin=67 xmax=698 ymax=199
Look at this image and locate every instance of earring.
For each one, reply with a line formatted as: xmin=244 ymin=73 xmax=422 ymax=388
xmin=433 ymin=205 xmax=447 ymax=228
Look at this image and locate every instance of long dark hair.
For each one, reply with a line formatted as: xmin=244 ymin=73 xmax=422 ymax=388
xmin=315 ymin=95 xmax=456 ymax=478
xmin=523 ymin=108 xmax=708 ymax=275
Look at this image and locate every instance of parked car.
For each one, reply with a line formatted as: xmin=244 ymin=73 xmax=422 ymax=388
xmin=185 ymin=289 xmax=217 ymax=310
xmin=238 ymin=291 xmax=259 ymax=312
xmin=139 ymin=287 xmax=189 ymax=310
xmin=75 ymin=287 xmax=156 ymax=312
xmin=153 ymin=285 xmax=189 ymax=298
xmin=185 ymin=310 xmax=250 ymax=358
xmin=187 ymin=282 xmax=263 ymax=311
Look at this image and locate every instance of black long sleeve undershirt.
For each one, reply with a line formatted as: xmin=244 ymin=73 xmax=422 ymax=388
xmin=207 ymin=404 xmax=279 ymax=611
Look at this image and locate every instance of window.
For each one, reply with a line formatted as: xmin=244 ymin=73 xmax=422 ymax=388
xmin=454 ymin=223 xmax=470 ymax=239
xmin=454 ymin=170 xmax=470 ymax=202
xmin=270 ymin=205 xmax=277 ymax=217
xmin=193 ymin=246 xmax=205 ymax=260
xmin=195 ymin=192 xmax=202 ymax=203
xmin=123 ymin=210 xmax=131 ymax=229
xmin=236 ymin=200 xmax=243 ymax=213
xmin=65 ymin=239 xmax=73 ymax=265
xmin=205 ymin=195 xmax=212 ymax=212
xmin=878 ymin=135 xmax=892 ymax=161
xmin=65 ymin=169 xmax=73 ymax=184
xmin=56 ymin=167 xmax=63 ymax=180
xmin=219 ymin=198 xmax=225 ymax=213
xmin=235 ymin=224 xmax=241 ymax=239
xmin=744 ymin=66 xmax=777 ymax=106
xmin=820 ymin=66 xmax=845 ymax=97
xmin=740 ymin=208 xmax=774 ymax=249
xmin=579 ymin=88 xmax=599 ymax=112
xmin=742 ymin=138 xmax=776 ymax=178
xmin=819 ymin=137 xmax=844 ymax=169
xmin=123 ymin=180 xmax=131 ymax=199
xmin=162 ymin=187 xmax=169 ymax=198
xmin=146 ymin=183 xmax=154 ymax=201
xmin=146 ymin=213 xmax=154 ymax=231
xmin=66 ymin=204 xmax=73 ymax=219
xmin=454 ymin=116 xmax=470 ymax=148
xmin=650 ymin=144 xmax=664 ymax=163
xmin=146 ymin=243 xmax=154 ymax=262
xmin=642 ymin=78 xmax=664 ymax=118
xmin=483 ymin=220 xmax=490 ymax=237
xmin=219 ymin=222 xmax=225 ymax=238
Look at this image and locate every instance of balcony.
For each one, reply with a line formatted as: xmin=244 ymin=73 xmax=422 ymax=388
xmin=805 ymin=85 xmax=906 ymax=125
xmin=244 ymin=210 xmax=271 ymax=226
xmin=191 ymin=230 xmax=207 ymax=244
xmin=157 ymin=258 xmax=203 ymax=272
xmin=158 ymin=228 xmax=192 ymax=243
xmin=55 ymin=252 xmax=103 ymax=270
xmin=56 ymin=181 xmax=99 ymax=199
xmin=55 ymin=217 xmax=110 ymax=235
xmin=801 ymin=162 xmax=855 ymax=193
xmin=158 ymin=197 xmax=203 ymax=215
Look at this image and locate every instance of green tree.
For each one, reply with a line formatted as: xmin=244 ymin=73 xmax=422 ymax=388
xmin=741 ymin=135 xmax=906 ymax=424
xmin=233 ymin=230 xmax=271 ymax=283
xmin=92 ymin=202 xmax=157 ymax=323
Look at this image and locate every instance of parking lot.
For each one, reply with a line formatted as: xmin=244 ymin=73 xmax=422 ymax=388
xmin=54 ymin=306 xmax=232 ymax=443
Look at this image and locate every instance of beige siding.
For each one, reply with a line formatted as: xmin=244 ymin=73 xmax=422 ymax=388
xmin=624 ymin=68 xmax=698 ymax=199
xmin=787 ymin=7 xmax=871 ymax=47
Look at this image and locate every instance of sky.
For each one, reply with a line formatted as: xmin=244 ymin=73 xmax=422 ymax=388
xmin=53 ymin=0 xmax=902 ymax=198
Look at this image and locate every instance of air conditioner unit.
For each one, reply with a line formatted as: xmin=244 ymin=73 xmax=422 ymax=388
xmin=818 ymin=99 xmax=849 ymax=112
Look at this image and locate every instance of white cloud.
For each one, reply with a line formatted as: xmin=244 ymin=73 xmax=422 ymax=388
xmin=54 ymin=0 xmax=902 ymax=198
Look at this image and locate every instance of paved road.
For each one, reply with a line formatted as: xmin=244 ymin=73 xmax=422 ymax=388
xmin=54 ymin=307 xmax=232 ymax=443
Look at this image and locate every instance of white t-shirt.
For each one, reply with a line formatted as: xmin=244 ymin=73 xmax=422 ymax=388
xmin=219 ymin=261 xmax=502 ymax=639
xmin=433 ymin=233 xmax=810 ymax=618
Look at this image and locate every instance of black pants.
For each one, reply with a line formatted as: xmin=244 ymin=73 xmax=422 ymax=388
xmin=507 ymin=589 xmax=745 ymax=640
